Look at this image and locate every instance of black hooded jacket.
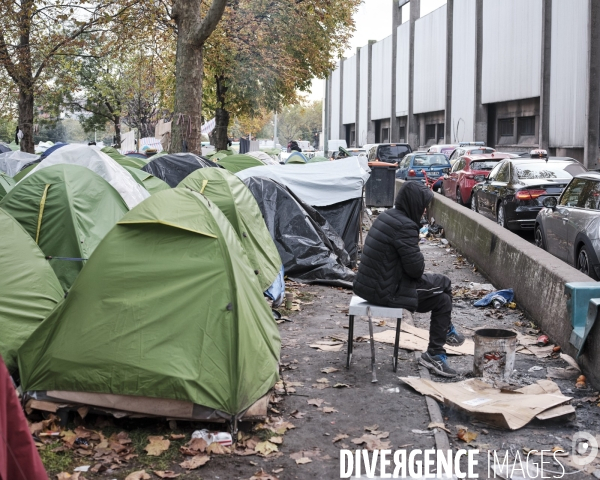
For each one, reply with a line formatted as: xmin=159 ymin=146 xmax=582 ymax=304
xmin=353 ymin=181 xmax=433 ymax=310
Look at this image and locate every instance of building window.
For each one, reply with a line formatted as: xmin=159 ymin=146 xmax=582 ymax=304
xmin=518 ymin=116 xmax=535 ymax=136
xmin=498 ymin=118 xmax=514 ymax=137
xmin=350 ymin=130 xmax=356 ymax=146
xmin=437 ymin=123 xmax=445 ymax=143
xmin=399 ymin=125 xmax=406 ymax=142
xmin=381 ymin=128 xmax=389 ymax=143
xmin=425 ymin=124 xmax=436 ymax=141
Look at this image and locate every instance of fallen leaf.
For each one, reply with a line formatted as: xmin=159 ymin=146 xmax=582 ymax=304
xmin=180 ymin=438 xmax=207 ymax=456
xmin=179 ymin=455 xmax=210 ymax=469
xmin=352 ymin=434 xmax=391 ymax=451
xmin=61 ymin=430 xmax=77 ymax=446
xmin=170 ymin=434 xmax=185 ymax=440
xmin=125 ymin=471 xmax=151 ymax=480
xmin=290 ymin=410 xmax=305 ymax=419
xmin=296 ymin=457 xmax=312 ymax=465
xmin=333 ymin=383 xmax=350 ymax=388
xmin=376 ymin=431 xmax=389 ymax=439
xmin=321 ymin=407 xmax=338 ymax=413
xmin=307 ymin=398 xmax=324 ymax=407
xmin=457 ymin=429 xmax=478 ymax=443
xmin=332 ymin=434 xmax=348 ymax=443
xmin=364 ymin=424 xmax=379 ymax=432
xmin=316 ymin=378 xmax=329 ymax=384
xmin=249 ymin=469 xmax=279 ymax=480
xmin=56 ymin=474 xmax=71 ymax=480
xmin=269 ymin=436 xmax=283 ymax=445
xmin=321 ymin=367 xmax=339 ymax=374
xmin=254 ymin=441 xmax=278 ymax=456
xmin=116 ymin=431 xmax=132 ymax=445
xmin=311 ymin=383 xmax=329 ymax=390
xmin=273 ymin=468 xmax=284 ymax=473
xmin=145 ymin=436 xmax=170 ymax=456
xmin=309 ymin=344 xmax=343 ymax=352
xmin=428 ymin=422 xmax=451 ymax=434
xmin=153 ymin=471 xmax=181 ymax=479
xmin=286 ymin=381 xmax=304 ymax=387
xmin=206 ymin=442 xmax=229 ymax=455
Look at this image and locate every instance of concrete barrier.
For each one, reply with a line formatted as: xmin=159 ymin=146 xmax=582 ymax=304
xmin=394 ymin=180 xmax=600 ymax=387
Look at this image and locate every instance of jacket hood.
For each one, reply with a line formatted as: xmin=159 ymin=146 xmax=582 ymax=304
xmin=394 ymin=181 xmax=433 ymax=225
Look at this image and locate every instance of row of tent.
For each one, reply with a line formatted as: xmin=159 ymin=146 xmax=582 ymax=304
xmin=0 ymin=143 xmax=369 ymax=420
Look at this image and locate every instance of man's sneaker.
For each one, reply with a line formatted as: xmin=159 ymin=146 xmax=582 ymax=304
xmin=419 ymin=352 xmax=458 ymax=378
xmin=446 ymin=324 xmax=465 ymax=347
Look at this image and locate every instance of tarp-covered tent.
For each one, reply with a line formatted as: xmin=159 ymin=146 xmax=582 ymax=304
xmin=18 ymin=188 xmax=280 ymax=420
xmin=308 ymin=155 xmax=329 ymax=163
xmin=1 ymin=164 xmax=129 ymax=290
xmin=285 ymin=151 xmax=308 ymax=164
xmin=0 ymin=173 xmax=14 ymax=200
xmin=0 ymin=142 xmax=11 ymax=153
xmin=218 ymin=154 xmax=264 ymax=174
xmin=39 ymin=142 xmax=66 ymax=158
xmin=23 ymin=144 xmax=150 ymax=209
xmin=243 ymin=177 xmax=355 ymax=286
xmin=178 ymin=168 xmax=281 ymax=292
xmin=0 ymin=151 xmax=40 ymax=177
xmin=142 ymin=153 xmax=218 ymax=187
xmin=102 ymin=146 xmax=147 ymax=169
xmin=126 ymin=152 xmax=150 ymax=160
xmin=0 ymin=208 xmax=63 ymax=372
xmin=246 ymin=151 xmax=279 ymax=165
xmin=124 ymin=166 xmax=170 ymax=195
xmin=237 ymin=158 xmax=370 ymax=263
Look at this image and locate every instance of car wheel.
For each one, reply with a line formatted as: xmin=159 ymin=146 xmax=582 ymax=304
xmin=577 ymin=246 xmax=599 ymax=280
xmin=534 ymin=225 xmax=546 ymax=250
xmin=497 ymin=204 xmax=506 ymax=228
xmin=456 ymin=188 xmax=463 ymax=206
xmin=471 ymin=193 xmax=478 ymax=213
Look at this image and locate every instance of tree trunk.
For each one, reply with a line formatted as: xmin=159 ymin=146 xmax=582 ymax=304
xmin=213 ymin=75 xmax=230 ymax=151
xmin=18 ymin=87 xmax=34 ymax=153
xmin=170 ymin=5 xmax=204 ymax=154
xmin=113 ymin=117 xmax=121 ymax=147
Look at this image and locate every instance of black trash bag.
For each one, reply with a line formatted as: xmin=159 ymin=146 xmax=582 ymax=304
xmin=314 ymin=197 xmax=362 ymax=266
xmin=141 ymin=153 xmax=220 ymax=187
xmin=243 ymin=176 xmax=355 ymax=287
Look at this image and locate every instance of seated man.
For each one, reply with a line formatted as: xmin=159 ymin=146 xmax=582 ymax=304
xmin=353 ymin=181 xmax=464 ymax=377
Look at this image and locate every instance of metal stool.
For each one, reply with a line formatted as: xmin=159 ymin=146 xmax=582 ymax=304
xmin=346 ymin=295 xmax=403 ymax=381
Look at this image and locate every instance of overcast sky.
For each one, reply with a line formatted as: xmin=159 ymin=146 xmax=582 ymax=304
xmin=304 ymin=0 xmax=447 ymax=102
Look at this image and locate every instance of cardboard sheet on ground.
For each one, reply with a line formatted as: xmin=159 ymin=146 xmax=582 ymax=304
xmin=359 ymin=323 xmax=474 ymax=355
xmin=400 ymin=377 xmax=573 ymax=430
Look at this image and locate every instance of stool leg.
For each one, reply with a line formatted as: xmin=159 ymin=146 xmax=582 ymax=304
xmin=346 ymin=315 xmax=354 ymax=369
xmin=393 ymin=317 xmax=402 ymax=373
xmin=367 ymin=307 xmax=377 ymax=383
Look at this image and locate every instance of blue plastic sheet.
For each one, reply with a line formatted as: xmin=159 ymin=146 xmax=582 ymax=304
xmin=473 ymin=289 xmax=514 ymax=307
xmin=265 ymin=265 xmax=285 ymax=308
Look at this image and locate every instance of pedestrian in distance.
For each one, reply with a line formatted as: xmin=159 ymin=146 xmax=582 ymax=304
xmin=353 ymin=181 xmax=465 ymax=377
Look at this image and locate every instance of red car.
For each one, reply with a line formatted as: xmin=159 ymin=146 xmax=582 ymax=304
xmin=442 ymin=153 xmax=513 ymax=206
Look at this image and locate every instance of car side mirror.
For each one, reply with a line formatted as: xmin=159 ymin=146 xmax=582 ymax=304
xmin=542 ymin=196 xmax=557 ymax=209
xmin=473 ymin=175 xmax=485 ymax=182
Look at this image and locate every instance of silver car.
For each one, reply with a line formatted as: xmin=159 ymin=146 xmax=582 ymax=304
xmin=535 ymin=172 xmax=600 ymax=279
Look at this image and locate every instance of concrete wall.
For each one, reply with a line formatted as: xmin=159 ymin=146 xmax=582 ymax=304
xmin=330 ymin=64 xmax=341 ymax=141
xmin=450 ymin=0 xmax=476 ymax=143
xmin=396 ymin=180 xmax=600 ymax=387
xmin=371 ymin=36 xmax=393 ymax=121
xmin=358 ymin=45 xmax=370 ymax=146
xmin=549 ymin=0 xmax=588 ymax=148
xmin=342 ymin=56 xmax=357 ymax=126
xmin=414 ymin=5 xmax=447 ymax=114
xmin=482 ymin=0 xmax=543 ymax=104
xmin=396 ymin=22 xmax=410 ymax=118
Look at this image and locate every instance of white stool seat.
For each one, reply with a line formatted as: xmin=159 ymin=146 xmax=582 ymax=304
xmin=349 ymin=295 xmax=404 ymax=318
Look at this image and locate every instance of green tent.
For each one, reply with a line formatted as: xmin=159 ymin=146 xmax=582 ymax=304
xmin=0 ymin=208 xmax=63 ymax=372
xmin=178 ymin=168 xmax=281 ymax=291
xmin=286 ymin=156 xmax=306 ymax=164
xmin=217 ymin=149 xmax=234 ymax=156
xmin=124 ymin=166 xmax=170 ymax=195
xmin=218 ymin=154 xmax=263 ymax=174
xmin=101 ymin=146 xmax=147 ymax=169
xmin=0 ymin=173 xmax=14 ymax=200
xmin=308 ymin=155 xmax=329 ymax=163
xmin=18 ymin=188 xmax=280 ymax=418
xmin=0 ymin=164 xmax=129 ymax=291
xmin=13 ymin=163 xmax=36 ymax=181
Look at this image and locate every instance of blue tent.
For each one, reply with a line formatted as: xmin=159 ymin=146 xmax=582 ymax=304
xmin=285 ymin=151 xmax=308 ymax=164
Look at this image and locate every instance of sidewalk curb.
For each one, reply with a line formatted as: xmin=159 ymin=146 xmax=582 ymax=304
xmin=414 ymin=351 xmax=451 ymax=451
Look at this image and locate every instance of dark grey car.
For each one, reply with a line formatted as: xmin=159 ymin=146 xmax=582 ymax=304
xmin=535 ymin=172 xmax=600 ymax=279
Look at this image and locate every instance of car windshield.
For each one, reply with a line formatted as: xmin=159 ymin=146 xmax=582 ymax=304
xmin=515 ymin=163 xmax=577 ymax=179
xmin=470 ymin=160 xmax=499 ymax=171
xmin=412 ymin=154 xmax=449 ymax=166
xmin=379 ymin=145 xmax=410 ymax=162
xmin=349 ymin=151 xmax=364 ymax=156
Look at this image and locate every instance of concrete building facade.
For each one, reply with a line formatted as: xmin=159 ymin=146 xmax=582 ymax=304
xmin=324 ymin=0 xmax=600 ymax=168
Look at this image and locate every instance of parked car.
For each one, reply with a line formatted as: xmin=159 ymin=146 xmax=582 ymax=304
xmin=366 ymin=143 xmax=412 ymax=165
xmin=395 ymin=152 xmax=451 ymax=190
xmin=346 ymin=148 xmax=367 ymax=157
xmin=427 ymin=144 xmax=459 ymax=159
xmin=535 ymin=172 xmax=600 ymax=279
xmin=442 ymin=153 xmax=513 ymax=206
xmin=470 ymin=157 xmax=587 ymax=230
xmin=448 ymin=143 xmax=496 ymax=164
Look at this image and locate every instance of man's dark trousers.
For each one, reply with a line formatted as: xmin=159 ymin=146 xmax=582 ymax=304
xmin=415 ymin=272 xmax=452 ymax=355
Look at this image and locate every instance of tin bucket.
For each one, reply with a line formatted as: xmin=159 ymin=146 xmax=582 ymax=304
xmin=473 ymin=329 xmax=517 ymax=380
